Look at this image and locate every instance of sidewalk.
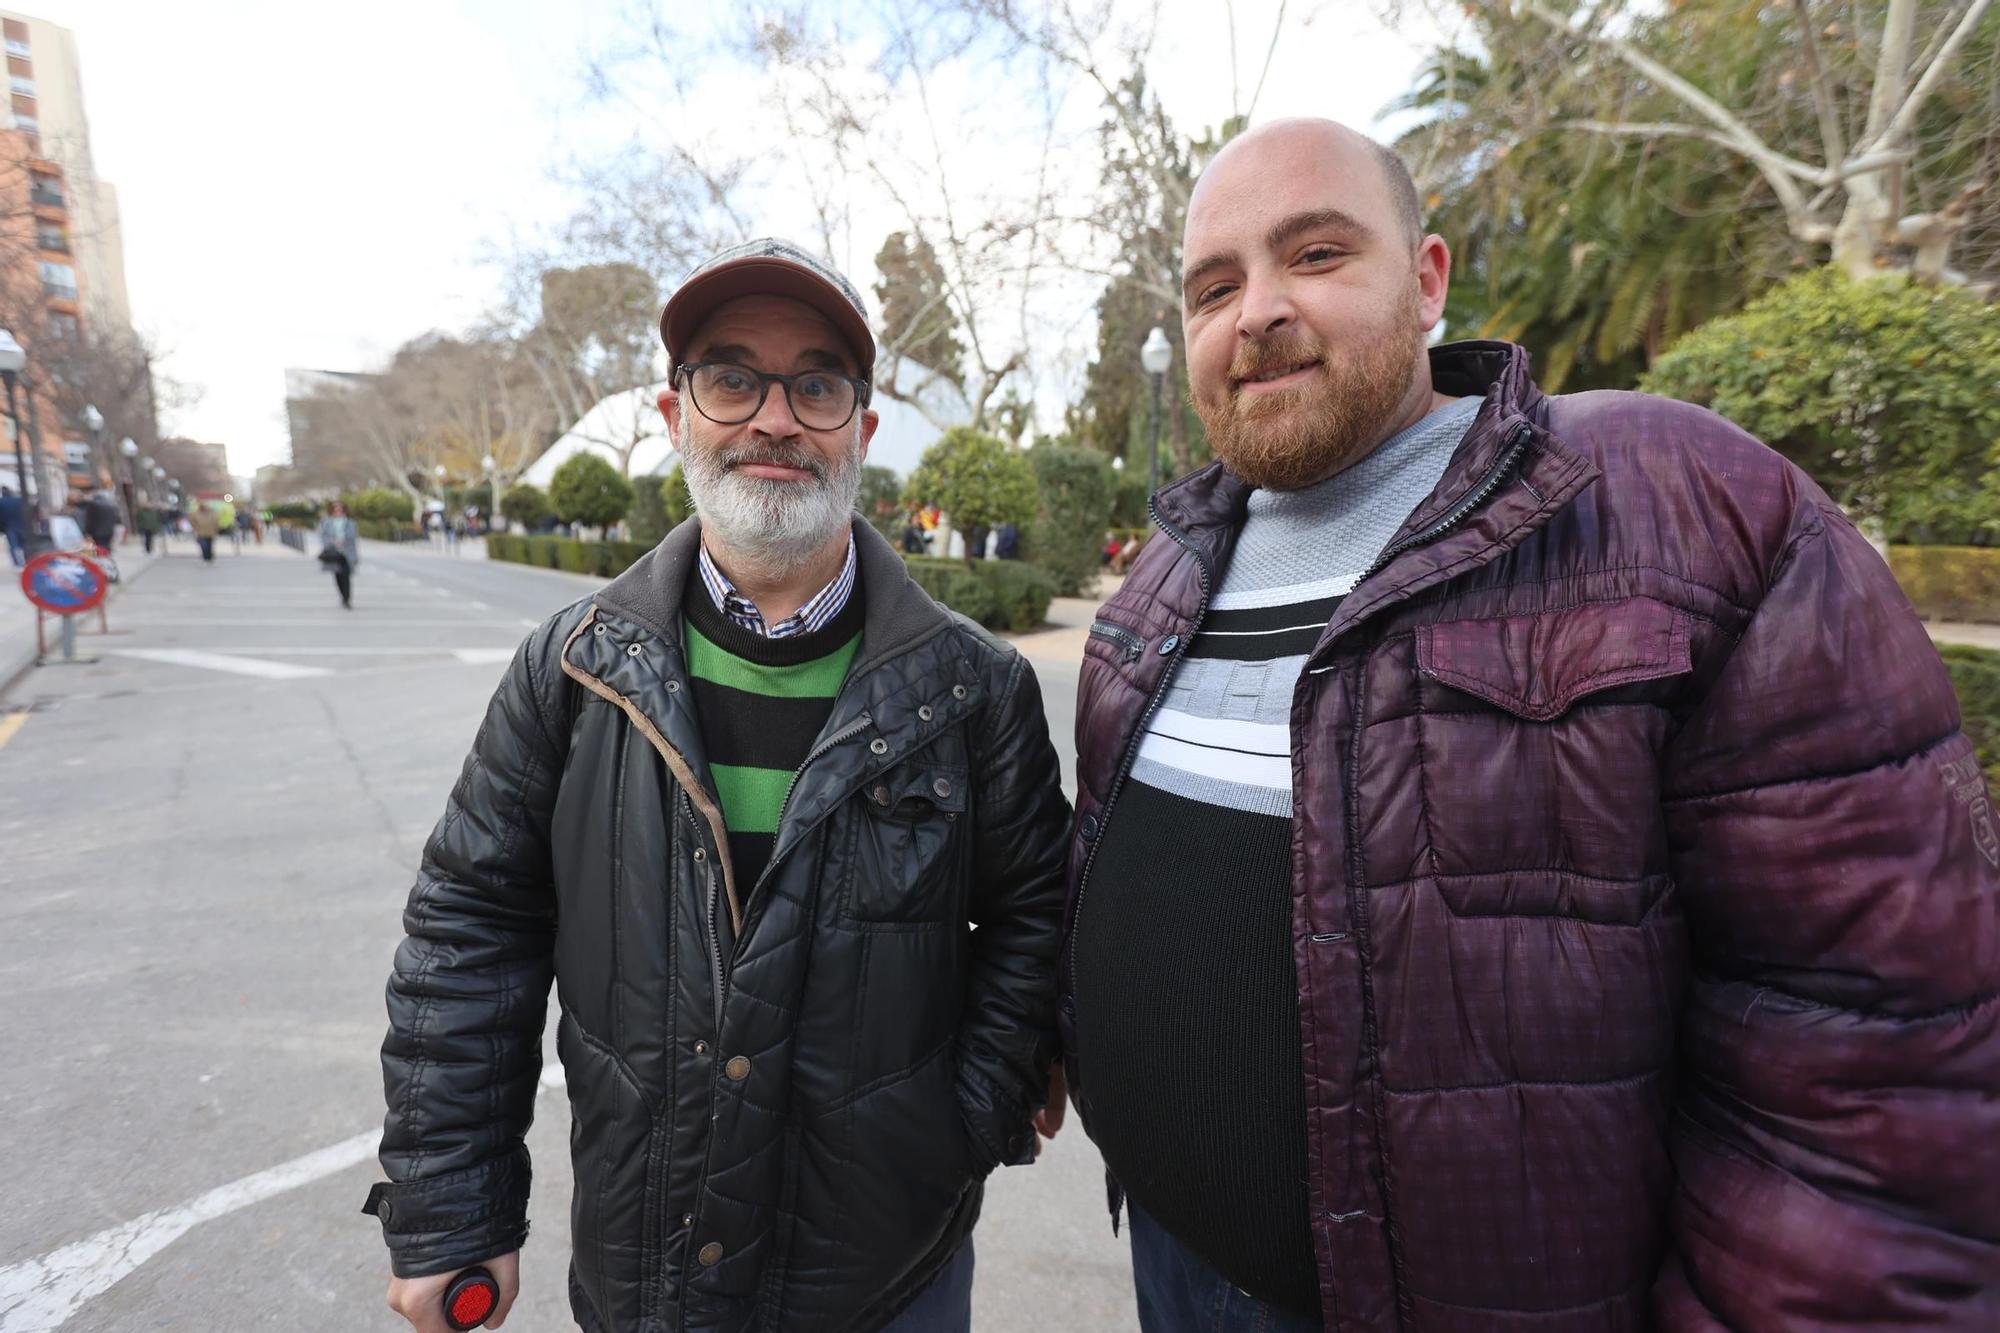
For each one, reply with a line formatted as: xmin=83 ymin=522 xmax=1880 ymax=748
xmin=1 ymin=540 xmax=166 ymax=699
xmin=1928 ymin=621 xmax=2000 ymax=651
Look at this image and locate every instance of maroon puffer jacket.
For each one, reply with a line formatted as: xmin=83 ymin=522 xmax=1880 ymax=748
xmin=1062 ymin=341 xmax=2000 ymax=1330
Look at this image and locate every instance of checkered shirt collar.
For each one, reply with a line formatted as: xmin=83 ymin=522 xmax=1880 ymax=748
xmin=696 ymin=533 xmax=857 ymax=639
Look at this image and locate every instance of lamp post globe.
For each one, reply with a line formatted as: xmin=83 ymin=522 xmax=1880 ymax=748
xmin=1138 ymin=325 xmax=1172 ymax=495
xmin=120 ymin=436 xmax=137 ymax=457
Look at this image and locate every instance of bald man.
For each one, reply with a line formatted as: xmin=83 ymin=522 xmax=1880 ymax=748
xmin=1055 ymin=119 xmax=2000 ymax=1330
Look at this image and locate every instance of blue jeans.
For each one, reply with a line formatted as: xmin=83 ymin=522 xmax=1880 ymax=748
xmin=1130 ymin=1207 xmax=1322 ymax=1332
xmin=877 ymin=1239 xmax=973 ymax=1332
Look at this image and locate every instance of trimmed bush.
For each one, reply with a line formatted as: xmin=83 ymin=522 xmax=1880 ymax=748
xmin=485 ymin=534 xmax=653 ymax=579
xmin=343 ymin=488 xmax=416 ymax=523
xmin=266 ymin=501 xmax=320 ymax=523
xmin=550 ymin=453 xmax=636 ymax=530
xmin=356 ymin=519 xmax=422 ymax=541
xmin=501 ymin=482 xmax=552 ymax=530
xmin=1026 ymin=444 xmax=1115 ymax=596
xmin=904 ymin=555 xmax=1054 ymax=632
xmin=1940 ymin=644 xmax=2000 ymax=791
xmin=1888 ymin=546 xmax=2000 ymax=624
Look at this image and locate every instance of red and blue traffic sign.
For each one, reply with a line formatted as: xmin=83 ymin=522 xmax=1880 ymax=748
xmin=20 ymin=550 xmax=109 ymax=615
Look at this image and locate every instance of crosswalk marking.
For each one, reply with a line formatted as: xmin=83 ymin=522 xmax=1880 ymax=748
xmin=109 ymin=650 xmax=332 ymax=680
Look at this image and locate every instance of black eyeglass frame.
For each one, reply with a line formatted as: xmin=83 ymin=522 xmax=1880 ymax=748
xmin=674 ymin=360 xmax=873 ymax=431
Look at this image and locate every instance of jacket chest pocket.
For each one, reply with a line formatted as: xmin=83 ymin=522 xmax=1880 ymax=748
xmin=1397 ymin=595 xmax=1694 ymax=892
xmin=842 ymin=764 xmax=969 ymax=926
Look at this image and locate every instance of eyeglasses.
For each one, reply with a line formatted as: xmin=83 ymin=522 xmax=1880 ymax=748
xmin=676 ymin=361 xmax=871 ymax=432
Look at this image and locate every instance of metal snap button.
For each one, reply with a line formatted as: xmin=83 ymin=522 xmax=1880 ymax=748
xmin=724 ymin=1055 xmax=751 ymax=1081
xmin=1159 ymin=635 xmax=1180 ymax=655
xmin=698 ymin=1242 xmax=723 ymax=1266
xmin=681 ymin=1212 xmax=694 ymax=1228
xmin=693 ymin=848 xmax=706 ymax=862
xmin=869 ymin=738 xmax=888 ymax=755
xmin=693 ymin=1040 xmax=709 ymax=1056
xmin=932 ymin=778 xmax=952 ymax=800
xmin=871 ymin=784 xmax=891 ymax=807
xmin=593 ymin=624 xmax=605 ymax=636
xmin=627 ymin=643 xmax=643 ymax=657
xmin=951 ymin=684 xmax=967 ymax=699
xmin=666 ymin=680 xmax=680 ymax=693
xmin=918 ymin=705 xmax=934 ymax=722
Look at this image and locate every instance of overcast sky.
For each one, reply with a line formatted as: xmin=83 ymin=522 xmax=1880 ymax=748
xmin=40 ymin=0 xmax=1434 ymax=476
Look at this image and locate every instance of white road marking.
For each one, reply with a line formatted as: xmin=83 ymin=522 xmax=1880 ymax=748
xmin=109 ymin=650 xmax=331 ymax=680
xmin=0 ymin=1131 xmax=376 ymax=1331
xmin=451 ymin=648 xmax=517 ymax=665
xmin=0 ymin=1072 xmax=569 ymax=1331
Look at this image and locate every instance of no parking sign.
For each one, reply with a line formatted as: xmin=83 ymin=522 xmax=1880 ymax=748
xmin=21 ymin=550 xmax=109 ymax=615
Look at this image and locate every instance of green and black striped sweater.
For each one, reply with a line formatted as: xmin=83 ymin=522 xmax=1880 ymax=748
xmin=683 ymin=580 xmax=864 ymax=887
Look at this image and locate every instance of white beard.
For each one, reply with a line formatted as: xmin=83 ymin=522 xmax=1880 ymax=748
xmin=677 ymin=417 xmax=863 ymax=580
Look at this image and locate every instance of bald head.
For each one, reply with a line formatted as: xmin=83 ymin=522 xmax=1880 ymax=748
xmin=1194 ymin=118 xmax=1423 ymax=249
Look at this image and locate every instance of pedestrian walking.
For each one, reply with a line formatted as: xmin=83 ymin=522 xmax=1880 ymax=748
xmin=364 ymin=238 xmax=1069 ymax=1333
xmin=1060 ymin=118 xmax=2000 ymax=1330
xmin=189 ymin=504 xmax=219 ymax=562
xmin=136 ymin=505 xmax=158 ymax=555
xmin=317 ymin=500 xmax=359 ymax=608
xmin=82 ymin=488 xmax=119 ymax=552
xmin=0 ymin=483 xmax=23 ymax=566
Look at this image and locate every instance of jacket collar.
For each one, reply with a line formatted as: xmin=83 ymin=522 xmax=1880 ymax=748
xmin=594 ymin=514 xmax=954 ymax=666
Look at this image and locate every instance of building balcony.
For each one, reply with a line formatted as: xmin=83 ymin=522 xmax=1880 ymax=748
xmin=41 ymin=282 xmax=76 ymax=302
xmin=37 ymin=237 xmax=67 ymax=254
xmin=29 ymin=186 xmax=65 ymax=209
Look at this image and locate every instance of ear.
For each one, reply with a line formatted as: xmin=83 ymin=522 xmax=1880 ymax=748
xmin=1415 ymin=234 xmax=1452 ymax=333
xmin=857 ymin=408 xmax=879 ymax=464
xmin=659 ymin=388 xmax=684 ymax=448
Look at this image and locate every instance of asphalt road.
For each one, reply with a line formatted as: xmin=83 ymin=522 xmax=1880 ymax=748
xmin=0 ymin=538 xmax=1125 ymax=1333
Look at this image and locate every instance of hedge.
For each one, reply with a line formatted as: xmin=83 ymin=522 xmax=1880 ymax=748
xmin=485 ymin=535 xmax=1056 ymax=632
xmin=1889 ymin=546 xmax=2000 ymax=624
xmin=903 ymin=555 xmax=1054 ymax=633
xmin=1940 ymin=644 xmax=2000 ymax=791
xmin=485 ymin=533 xmax=651 ymax=577
xmin=357 ymin=520 xmax=424 ymax=542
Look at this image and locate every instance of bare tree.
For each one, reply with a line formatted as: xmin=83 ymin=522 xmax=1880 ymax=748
xmin=1492 ymin=0 xmax=1999 ymax=287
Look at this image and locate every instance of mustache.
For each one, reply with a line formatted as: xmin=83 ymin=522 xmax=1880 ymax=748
xmin=1227 ymin=336 xmax=1327 ymax=387
xmin=721 ymin=442 xmax=828 ymax=480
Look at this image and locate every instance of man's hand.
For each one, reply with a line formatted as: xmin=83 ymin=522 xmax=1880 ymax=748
xmin=1033 ymin=1063 xmax=1068 ymax=1151
xmin=386 ymin=1251 xmax=520 ymax=1331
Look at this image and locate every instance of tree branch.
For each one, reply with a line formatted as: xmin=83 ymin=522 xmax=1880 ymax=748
xmin=1789 ymin=0 xmax=1847 ymax=168
xmin=1879 ymin=0 xmax=1997 ymax=149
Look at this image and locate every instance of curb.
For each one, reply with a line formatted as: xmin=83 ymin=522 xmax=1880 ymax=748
xmin=0 ymin=548 xmax=165 ymax=704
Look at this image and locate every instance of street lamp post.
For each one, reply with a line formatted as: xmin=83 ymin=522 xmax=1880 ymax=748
xmin=81 ymin=403 xmax=103 ymax=494
xmin=1139 ymin=326 xmax=1173 ymax=497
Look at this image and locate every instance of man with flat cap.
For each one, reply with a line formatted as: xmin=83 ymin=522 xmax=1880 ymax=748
xmin=365 ymin=237 xmax=1071 ymax=1332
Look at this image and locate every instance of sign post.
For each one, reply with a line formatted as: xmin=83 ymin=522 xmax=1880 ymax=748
xmin=20 ymin=550 xmax=108 ymax=665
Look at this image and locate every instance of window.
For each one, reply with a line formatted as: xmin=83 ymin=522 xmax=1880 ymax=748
xmin=35 ymin=223 xmax=62 ymax=253
xmin=14 ymin=113 xmax=36 ymax=135
xmin=39 ymin=259 xmax=75 ymax=300
xmin=6 ymin=39 xmax=31 ymax=59
xmin=62 ymin=441 xmax=90 ymax=469
xmin=46 ymin=311 xmax=76 ymax=339
xmin=10 ymin=75 xmax=32 ymax=97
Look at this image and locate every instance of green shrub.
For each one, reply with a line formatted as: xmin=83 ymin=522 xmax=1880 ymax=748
xmin=904 ymin=428 xmax=1038 ymax=556
xmin=484 ymin=534 xmax=653 ymax=579
xmin=1939 ymin=644 xmax=2000 ymax=791
xmin=1888 ymin=546 xmax=2000 ymax=624
xmin=355 ymin=519 xmax=420 ymax=541
xmin=343 ymin=487 xmax=416 ymax=523
xmin=1642 ymin=269 xmax=2000 ymax=543
xmin=550 ymin=453 xmax=636 ymax=530
xmin=626 ymin=471 xmax=675 ymax=547
xmin=903 ymin=555 xmax=1054 ymax=632
xmin=858 ymin=464 xmax=903 ymax=542
xmin=266 ymin=501 xmax=319 ymax=523
xmin=501 ymin=482 xmax=552 ymax=530
xmin=1025 ymin=444 xmax=1114 ymax=596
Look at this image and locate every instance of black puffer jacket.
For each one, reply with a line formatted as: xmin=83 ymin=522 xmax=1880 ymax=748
xmin=364 ymin=517 xmax=1070 ymax=1332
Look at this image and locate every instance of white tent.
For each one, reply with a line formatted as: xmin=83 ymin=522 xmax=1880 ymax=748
xmin=518 ymin=358 xmax=973 ymax=487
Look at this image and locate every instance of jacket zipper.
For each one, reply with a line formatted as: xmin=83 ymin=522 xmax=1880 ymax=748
xmin=1087 ymin=620 xmax=1145 ymax=664
xmin=689 ymin=790 xmax=725 ymax=1039
xmin=1358 ymin=422 xmax=1533 ymax=585
xmin=1068 ymin=496 xmax=1214 ymax=1005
